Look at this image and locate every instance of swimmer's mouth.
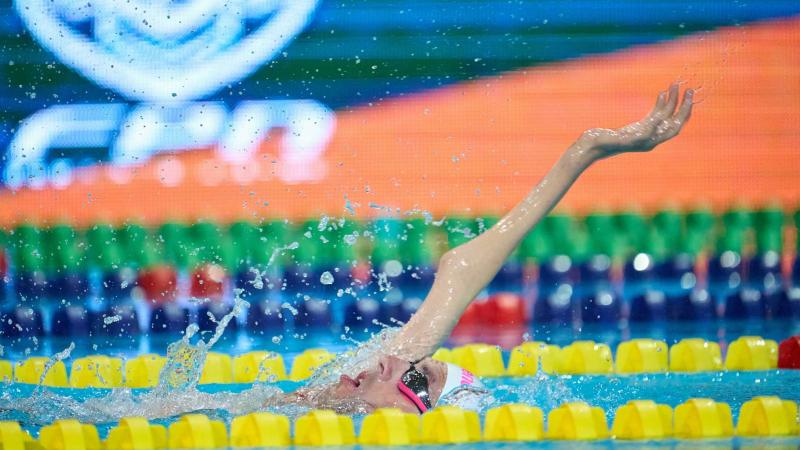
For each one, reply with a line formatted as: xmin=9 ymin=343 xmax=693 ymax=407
xmin=339 ymin=371 xmax=368 ymax=389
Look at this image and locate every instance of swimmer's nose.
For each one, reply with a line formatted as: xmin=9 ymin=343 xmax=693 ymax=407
xmin=377 ymin=355 xmax=407 ymax=382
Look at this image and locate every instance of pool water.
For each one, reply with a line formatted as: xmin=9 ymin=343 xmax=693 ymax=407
xmin=1 ymin=317 xmax=799 ymax=449
xmin=3 ymin=370 xmax=800 ymax=448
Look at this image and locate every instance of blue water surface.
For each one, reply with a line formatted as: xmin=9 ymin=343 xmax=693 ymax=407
xmin=1 ymin=317 xmax=799 ymax=449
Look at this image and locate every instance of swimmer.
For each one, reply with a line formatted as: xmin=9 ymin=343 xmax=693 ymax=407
xmin=0 ymin=84 xmax=694 ymax=425
xmin=282 ymin=83 xmax=695 ymax=415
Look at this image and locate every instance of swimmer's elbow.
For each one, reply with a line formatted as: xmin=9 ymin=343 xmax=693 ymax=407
xmin=437 ymin=249 xmax=457 ymax=270
xmin=436 ymin=249 xmax=464 ymax=279
xmin=433 ymin=249 xmax=480 ymax=299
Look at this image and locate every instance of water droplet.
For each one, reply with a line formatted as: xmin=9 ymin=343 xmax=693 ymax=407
xmin=103 ymin=315 xmax=122 ymax=325
xmin=384 ymin=260 xmax=403 ymax=277
xmin=320 ymin=271 xmax=334 ymax=285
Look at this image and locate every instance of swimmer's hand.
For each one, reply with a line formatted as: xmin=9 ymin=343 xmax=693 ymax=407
xmin=580 ymin=82 xmax=694 ymax=161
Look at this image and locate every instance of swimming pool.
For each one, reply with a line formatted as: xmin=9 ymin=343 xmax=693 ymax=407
xmin=2 ymin=209 xmax=800 ymax=448
xmin=2 ymin=316 xmax=799 ymax=449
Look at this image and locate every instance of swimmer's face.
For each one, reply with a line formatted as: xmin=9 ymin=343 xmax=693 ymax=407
xmin=330 ymin=355 xmax=447 ymax=414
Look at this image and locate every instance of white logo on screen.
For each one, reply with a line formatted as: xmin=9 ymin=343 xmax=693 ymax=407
xmin=7 ymin=0 xmax=336 ymax=189
xmin=15 ymin=0 xmax=319 ymax=101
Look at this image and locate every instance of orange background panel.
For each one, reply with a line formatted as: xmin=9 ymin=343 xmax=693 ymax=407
xmin=1 ymin=18 xmax=799 ymax=226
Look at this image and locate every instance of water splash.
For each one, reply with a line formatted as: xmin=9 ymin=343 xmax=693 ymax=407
xmin=0 ymin=294 xmax=255 ymax=426
xmin=343 ymin=195 xmax=359 ymax=216
xmin=105 ymin=326 xmax=400 ymax=420
xmin=158 ymin=295 xmax=250 ymax=391
xmin=34 ymin=342 xmax=75 ymax=394
xmin=248 ymin=267 xmax=264 ymax=289
xmin=102 ymin=315 xmax=122 ymax=325
xmin=156 ymin=324 xmax=204 ymax=391
xmin=343 ymin=232 xmax=359 ymax=245
xmin=247 ymin=241 xmax=299 ymax=291
xmin=1 ymin=383 xmax=286 ymax=426
xmin=304 ymin=327 xmax=400 ymax=390
xmin=317 ymin=215 xmax=329 ymax=231
xmin=280 ymin=328 xmax=404 ymax=414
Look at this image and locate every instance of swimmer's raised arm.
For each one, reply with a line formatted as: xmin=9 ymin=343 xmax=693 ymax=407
xmin=390 ymin=83 xmax=694 ymax=360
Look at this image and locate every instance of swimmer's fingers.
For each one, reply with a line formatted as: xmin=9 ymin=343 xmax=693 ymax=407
xmin=657 ymin=89 xmax=694 ymax=142
xmin=646 ymin=90 xmax=668 ymax=121
xmin=648 ymin=82 xmax=678 ymax=122
xmin=661 ymin=82 xmax=681 ymax=119
xmin=674 ymin=89 xmax=694 ymax=125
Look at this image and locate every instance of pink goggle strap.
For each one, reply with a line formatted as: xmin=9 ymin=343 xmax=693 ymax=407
xmin=397 ymin=381 xmax=429 ymax=413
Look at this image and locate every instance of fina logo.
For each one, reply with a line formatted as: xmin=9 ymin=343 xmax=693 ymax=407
xmin=7 ymin=0 xmax=335 ymax=188
xmin=16 ymin=0 xmax=319 ymax=101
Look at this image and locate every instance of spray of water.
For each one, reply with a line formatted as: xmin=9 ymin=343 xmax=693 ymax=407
xmin=0 ymin=212 xmax=503 ymax=425
xmin=0 ymin=264 xmax=413 ymax=426
xmin=34 ymin=342 xmax=75 ymax=394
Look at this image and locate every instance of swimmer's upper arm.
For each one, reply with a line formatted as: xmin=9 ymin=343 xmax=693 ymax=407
xmin=388 ymin=249 xmax=474 ymax=359
xmin=390 ymin=225 xmax=534 ymax=360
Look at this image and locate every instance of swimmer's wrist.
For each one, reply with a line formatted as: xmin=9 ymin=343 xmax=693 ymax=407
xmin=566 ymin=135 xmax=602 ymax=168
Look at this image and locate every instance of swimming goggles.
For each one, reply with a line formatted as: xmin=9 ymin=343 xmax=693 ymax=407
xmin=396 ymin=358 xmax=432 ymax=413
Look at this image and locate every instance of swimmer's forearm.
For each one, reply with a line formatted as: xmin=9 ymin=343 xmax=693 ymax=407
xmin=484 ymin=139 xmax=595 ymax=249
xmin=443 ymin=83 xmax=694 ymax=298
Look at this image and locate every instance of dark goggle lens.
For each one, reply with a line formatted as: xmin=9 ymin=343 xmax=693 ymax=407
xmin=401 ymin=366 xmax=432 ymax=409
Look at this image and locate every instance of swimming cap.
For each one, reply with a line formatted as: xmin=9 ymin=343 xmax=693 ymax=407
xmin=438 ymin=363 xmax=487 ymax=411
xmin=441 ymin=363 xmax=483 ymax=398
